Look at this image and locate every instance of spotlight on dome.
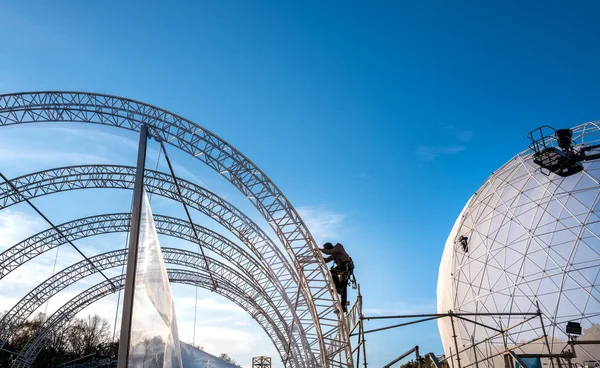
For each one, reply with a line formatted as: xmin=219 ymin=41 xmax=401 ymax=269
xmin=566 ymin=321 xmax=582 ymax=336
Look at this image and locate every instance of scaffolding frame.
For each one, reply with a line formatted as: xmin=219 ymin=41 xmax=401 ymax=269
xmin=0 ymin=91 xmax=353 ymax=367
xmin=252 ymin=356 xmax=272 ymax=367
xmin=345 ymin=286 xmax=367 ymax=368
xmin=356 ymin=305 xmax=556 ymax=368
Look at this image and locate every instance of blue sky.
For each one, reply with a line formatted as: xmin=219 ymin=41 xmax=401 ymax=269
xmin=1 ymin=1 xmax=600 ymax=367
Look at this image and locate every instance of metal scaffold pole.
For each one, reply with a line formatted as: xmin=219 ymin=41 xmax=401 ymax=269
xmin=537 ymin=301 xmax=555 ymax=368
xmin=116 ymin=125 xmax=148 ymax=368
xmin=359 ymin=288 xmax=367 ymax=368
xmin=450 ymin=311 xmax=462 ymax=368
xmin=471 ymin=335 xmax=479 ymax=368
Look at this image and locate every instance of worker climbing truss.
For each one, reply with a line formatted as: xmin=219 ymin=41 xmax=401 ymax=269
xmin=0 ymin=92 xmax=353 ymax=367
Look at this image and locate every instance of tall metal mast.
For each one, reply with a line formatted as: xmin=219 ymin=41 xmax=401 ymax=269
xmin=116 ymin=125 xmax=148 ymax=368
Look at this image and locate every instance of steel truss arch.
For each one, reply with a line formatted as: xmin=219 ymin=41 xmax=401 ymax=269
xmin=12 ymin=269 xmax=287 ymax=368
xmin=0 ymin=167 xmax=314 ymax=363
xmin=0 ymin=217 xmax=303 ymax=365
xmin=0 ymin=213 xmax=274 ymax=314
xmin=0 ymin=91 xmax=351 ymax=366
xmin=3 ymin=248 xmax=300 ymax=367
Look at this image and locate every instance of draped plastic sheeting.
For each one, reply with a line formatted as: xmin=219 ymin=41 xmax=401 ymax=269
xmin=180 ymin=343 xmax=241 ymax=368
xmin=438 ymin=123 xmax=600 ymax=367
xmin=128 ymin=190 xmax=183 ymax=368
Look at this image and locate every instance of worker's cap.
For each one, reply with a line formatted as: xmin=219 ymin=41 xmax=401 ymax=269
xmin=323 ymin=242 xmax=334 ymax=250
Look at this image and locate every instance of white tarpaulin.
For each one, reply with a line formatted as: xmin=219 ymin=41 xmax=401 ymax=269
xmin=128 ymin=190 xmax=183 ymax=368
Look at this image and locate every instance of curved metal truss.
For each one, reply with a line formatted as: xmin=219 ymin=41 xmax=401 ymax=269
xmin=0 ymin=166 xmax=314 ymax=362
xmin=8 ymin=248 xmax=299 ymax=366
xmin=1 ymin=213 xmax=259 ymax=281
xmin=0 ymin=212 xmax=274 ymax=312
xmin=0 ymin=214 xmax=302 ymax=364
xmin=12 ymin=268 xmax=289 ymax=368
xmin=0 ymin=91 xmax=351 ymax=367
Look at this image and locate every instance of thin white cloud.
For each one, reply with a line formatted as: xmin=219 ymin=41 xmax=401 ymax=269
xmin=0 ymin=145 xmax=112 ymax=167
xmin=49 ymin=126 xmax=140 ymax=150
xmin=438 ymin=146 xmax=465 ymax=154
xmin=439 ymin=123 xmax=474 ymax=143
xmin=0 ymin=210 xmax=45 ymax=251
xmin=174 ymin=296 xmax=244 ymax=314
xmin=415 ymin=145 xmax=465 ymax=162
xmin=296 ymin=206 xmax=348 ymax=244
xmin=416 ymin=123 xmax=472 ymax=161
xmin=0 ymin=126 xmax=136 ymax=174
xmin=0 ymin=248 xmax=95 ymax=299
xmin=167 ymin=161 xmax=212 ymax=191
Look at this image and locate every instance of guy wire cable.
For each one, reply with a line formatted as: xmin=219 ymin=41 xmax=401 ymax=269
xmin=112 ymin=229 xmax=128 ymax=342
xmin=154 ymin=136 xmax=218 ymax=292
xmin=43 ymin=245 xmax=61 ymax=316
xmin=0 ymin=171 xmax=118 ymax=292
xmin=112 ymin=200 xmax=134 ymax=342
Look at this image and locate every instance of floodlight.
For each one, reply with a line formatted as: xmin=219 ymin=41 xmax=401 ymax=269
xmin=566 ymin=321 xmax=582 ymax=336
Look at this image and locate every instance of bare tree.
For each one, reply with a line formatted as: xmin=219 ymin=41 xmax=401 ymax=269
xmin=0 ymin=313 xmax=117 ymax=368
xmin=66 ymin=314 xmax=110 ymax=356
xmin=10 ymin=313 xmax=46 ymax=348
xmin=219 ymin=352 xmax=242 ymax=367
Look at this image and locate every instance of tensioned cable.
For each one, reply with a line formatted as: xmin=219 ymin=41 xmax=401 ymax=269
xmin=193 ymin=282 xmax=199 ymax=345
xmin=147 ymin=147 xmax=163 ymax=203
xmin=112 ymin=204 xmax=132 ymax=342
xmin=0 ymin=171 xmax=118 ymax=292
xmin=156 ymin=137 xmax=218 ymax=344
xmin=155 ymin=139 xmax=218 ymax=293
xmin=112 ymin=229 xmax=128 ymax=341
xmin=43 ymin=246 xmax=61 ymax=317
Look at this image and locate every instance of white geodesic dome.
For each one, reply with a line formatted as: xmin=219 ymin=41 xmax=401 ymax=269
xmin=438 ymin=122 xmax=600 ymax=367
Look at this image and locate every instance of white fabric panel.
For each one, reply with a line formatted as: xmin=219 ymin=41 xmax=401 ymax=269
xmin=128 ymin=190 xmax=184 ymax=368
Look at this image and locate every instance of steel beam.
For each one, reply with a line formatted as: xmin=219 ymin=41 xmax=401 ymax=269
xmin=0 ymin=167 xmax=313 ymax=364
xmin=0 ymin=91 xmax=351 ymax=366
xmin=0 ymin=237 xmax=301 ymax=366
xmin=117 ymin=122 xmax=147 ymax=368
xmin=11 ymin=269 xmax=288 ymax=368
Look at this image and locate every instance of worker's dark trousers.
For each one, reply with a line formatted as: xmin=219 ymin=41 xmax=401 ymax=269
xmin=330 ymin=265 xmax=348 ymax=311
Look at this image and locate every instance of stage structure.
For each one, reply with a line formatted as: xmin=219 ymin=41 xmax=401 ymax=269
xmin=252 ymin=356 xmax=272 ymax=367
xmin=438 ymin=122 xmax=600 ymax=367
xmin=0 ymin=92 xmax=353 ymax=367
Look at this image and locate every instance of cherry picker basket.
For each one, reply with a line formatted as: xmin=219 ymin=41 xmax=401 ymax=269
xmin=527 ymin=126 xmax=584 ymax=177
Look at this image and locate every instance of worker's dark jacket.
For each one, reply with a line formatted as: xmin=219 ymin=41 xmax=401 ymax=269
xmin=320 ymin=244 xmax=351 ymax=265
